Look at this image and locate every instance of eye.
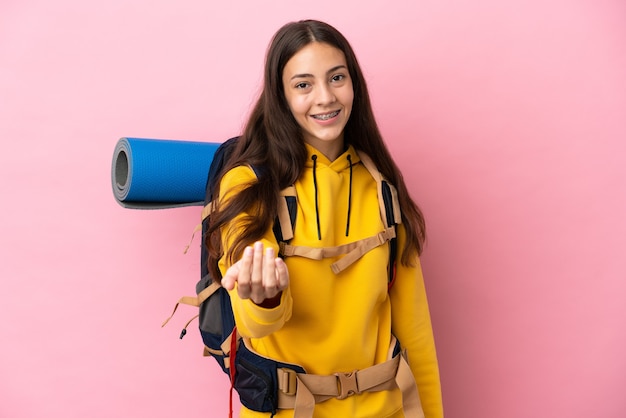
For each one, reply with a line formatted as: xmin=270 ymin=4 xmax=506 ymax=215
xmin=295 ymin=82 xmax=310 ymax=89
xmin=331 ymin=74 xmax=345 ymax=83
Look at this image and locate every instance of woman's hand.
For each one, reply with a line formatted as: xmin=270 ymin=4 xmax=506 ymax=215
xmin=221 ymin=241 xmax=289 ymax=306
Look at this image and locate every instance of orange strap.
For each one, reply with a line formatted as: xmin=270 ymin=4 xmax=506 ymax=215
xmin=274 ymin=337 xmax=424 ymax=418
xmin=161 ymin=281 xmax=221 ymax=327
xmin=357 ymin=151 xmax=401 ymax=227
xmin=279 ymin=226 xmax=396 ymax=274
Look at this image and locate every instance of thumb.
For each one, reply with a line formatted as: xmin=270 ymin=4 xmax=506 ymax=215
xmin=221 ymin=261 xmax=241 ymax=290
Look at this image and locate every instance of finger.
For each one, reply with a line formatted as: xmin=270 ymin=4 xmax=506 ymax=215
xmin=274 ymin=257 xmax=289 ymax=290
xmin=263 ymin=247 xmax=277 ymax=296
xmin=249 ymin=242 xmax=265 ymax=303
xmin=237 ymin=246 xmax=253 ymax=299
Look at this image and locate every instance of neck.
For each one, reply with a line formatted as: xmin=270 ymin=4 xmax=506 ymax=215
xmin=304 ymin=137 xmax=344 ymax=161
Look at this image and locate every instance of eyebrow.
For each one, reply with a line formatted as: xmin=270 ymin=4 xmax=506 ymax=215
xmin=290 ymin=65 xmax=347 ymax=80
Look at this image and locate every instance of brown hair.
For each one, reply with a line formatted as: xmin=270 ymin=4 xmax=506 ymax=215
xmin=207 ymin=19 xmax=426 ymax=279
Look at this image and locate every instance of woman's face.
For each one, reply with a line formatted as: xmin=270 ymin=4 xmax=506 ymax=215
xmin=282 ymin=42 xmax=354 ymax=159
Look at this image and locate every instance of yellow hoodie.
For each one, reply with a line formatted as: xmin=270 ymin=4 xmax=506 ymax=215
xmin=218 ymin=144 xmax=443 ymax=418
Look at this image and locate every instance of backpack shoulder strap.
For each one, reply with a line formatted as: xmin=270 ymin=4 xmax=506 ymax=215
xmin=355 ymin=151 xmax=401 ymax=287
xmin=355 ymin=151 xmax=401 ymax=228
xmin=200 ymin=161 xmax=297 ymax=245
xmin=275 ymin=186 xmax=297 ymax=242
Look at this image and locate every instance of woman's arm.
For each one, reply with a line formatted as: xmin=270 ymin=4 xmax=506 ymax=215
xmin=217 ymin=166 xmax=293 ymax=338
xmin=390 ymin=224 xmax=444 ymax=418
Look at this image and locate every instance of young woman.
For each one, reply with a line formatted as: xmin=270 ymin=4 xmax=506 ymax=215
xmin=207 ymin=19 xmax=443 ymax=418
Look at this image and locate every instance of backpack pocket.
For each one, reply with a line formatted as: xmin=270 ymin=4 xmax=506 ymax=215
xmin=235 ymin=355 xmax=276 ymax=413
xmin=234 ymin=341 xmax=305 ymax=413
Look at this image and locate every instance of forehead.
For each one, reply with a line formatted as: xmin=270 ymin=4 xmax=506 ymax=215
xmin=283 ymin=42 xmax=347 ymax=77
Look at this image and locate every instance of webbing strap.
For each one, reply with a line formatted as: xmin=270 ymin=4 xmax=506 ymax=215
xmin=201 ymin=187 xmax=295 ymax=240
xmin=202 ymin=183 xmax=295 ymax=225
xmin=279 ymin=226 xmax=396 ymax=274
xmin=160 ymin=281 xmax=221 ymax=327
xmin=357 ymin=151 xmax=388 ymax=227
xmin=357 ymin=151 xmax=401 ymax=227
xmin=395 ymin=351 xmax=425 ymax=418
xmin=277 ymin=361 xmax=399 ymax=417
xmin=183 ymin=223 xmax=203 ymax=255
xmin=220 ymin=332 xmax=235 ymax=357
xmin=276 ymin=339 xmax=423 ymax=418
xmin=203 ymin=345 xmax=224 ymax=357
xmin=277 ymin=187 xmax=296 ymax=241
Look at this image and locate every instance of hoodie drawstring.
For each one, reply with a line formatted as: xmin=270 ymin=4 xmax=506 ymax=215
xmin=346 ymin=154 xmax=353 ymax=237
xmin=311 ymin=153 xmax=354 ymax=240
xmin=311 ymin=155 xmax=322 ymax=240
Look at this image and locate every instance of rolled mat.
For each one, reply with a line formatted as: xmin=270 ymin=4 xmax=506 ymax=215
xmin=111 ymin=137 xmax=221 ymax=209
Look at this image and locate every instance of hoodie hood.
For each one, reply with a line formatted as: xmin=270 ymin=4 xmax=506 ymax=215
xmin=303 ymin=143 xmax=361 ymax=171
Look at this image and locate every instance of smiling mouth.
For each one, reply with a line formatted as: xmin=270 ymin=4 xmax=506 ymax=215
xmin=311 ymin=110 xmax=340 ymax=121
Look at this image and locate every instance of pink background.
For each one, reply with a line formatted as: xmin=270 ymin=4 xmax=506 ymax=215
xmin=1 ymin=1 xmax=625 ymax=417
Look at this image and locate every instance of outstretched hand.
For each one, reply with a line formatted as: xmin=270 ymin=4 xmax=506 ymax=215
xmin=221 ymin=241 xmax=289 ymax=306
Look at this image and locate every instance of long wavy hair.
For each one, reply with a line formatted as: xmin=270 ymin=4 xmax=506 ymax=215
xmin=207 ymin=19 xmax=426 ymax=279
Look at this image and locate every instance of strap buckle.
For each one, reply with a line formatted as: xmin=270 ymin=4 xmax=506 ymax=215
xmin=279 ymin=368 xmax=298 ymax=396
xmin=335 ymin=371 xmax=359 ymax=399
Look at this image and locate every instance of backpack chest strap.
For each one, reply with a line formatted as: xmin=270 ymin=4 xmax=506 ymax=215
xmin=279 ymin=226 xmax=396 ymax=274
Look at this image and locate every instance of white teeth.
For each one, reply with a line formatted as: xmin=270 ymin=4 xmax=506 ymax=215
xmin=312 ymin=110 xmax=339 ymax=120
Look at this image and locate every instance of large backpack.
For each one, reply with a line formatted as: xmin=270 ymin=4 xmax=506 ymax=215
xmin=162 ymin=136 xmax=415 ymax=417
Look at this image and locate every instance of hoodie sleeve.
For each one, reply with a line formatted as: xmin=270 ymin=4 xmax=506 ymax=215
xmin=389 ymin=224 xmax=444 ymax=418
xmin=217 ymin=166 xmax=293 ymax=338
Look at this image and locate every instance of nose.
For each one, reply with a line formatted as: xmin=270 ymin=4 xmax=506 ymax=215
xmin=316 ymin=83 xmax=336 ymax=105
